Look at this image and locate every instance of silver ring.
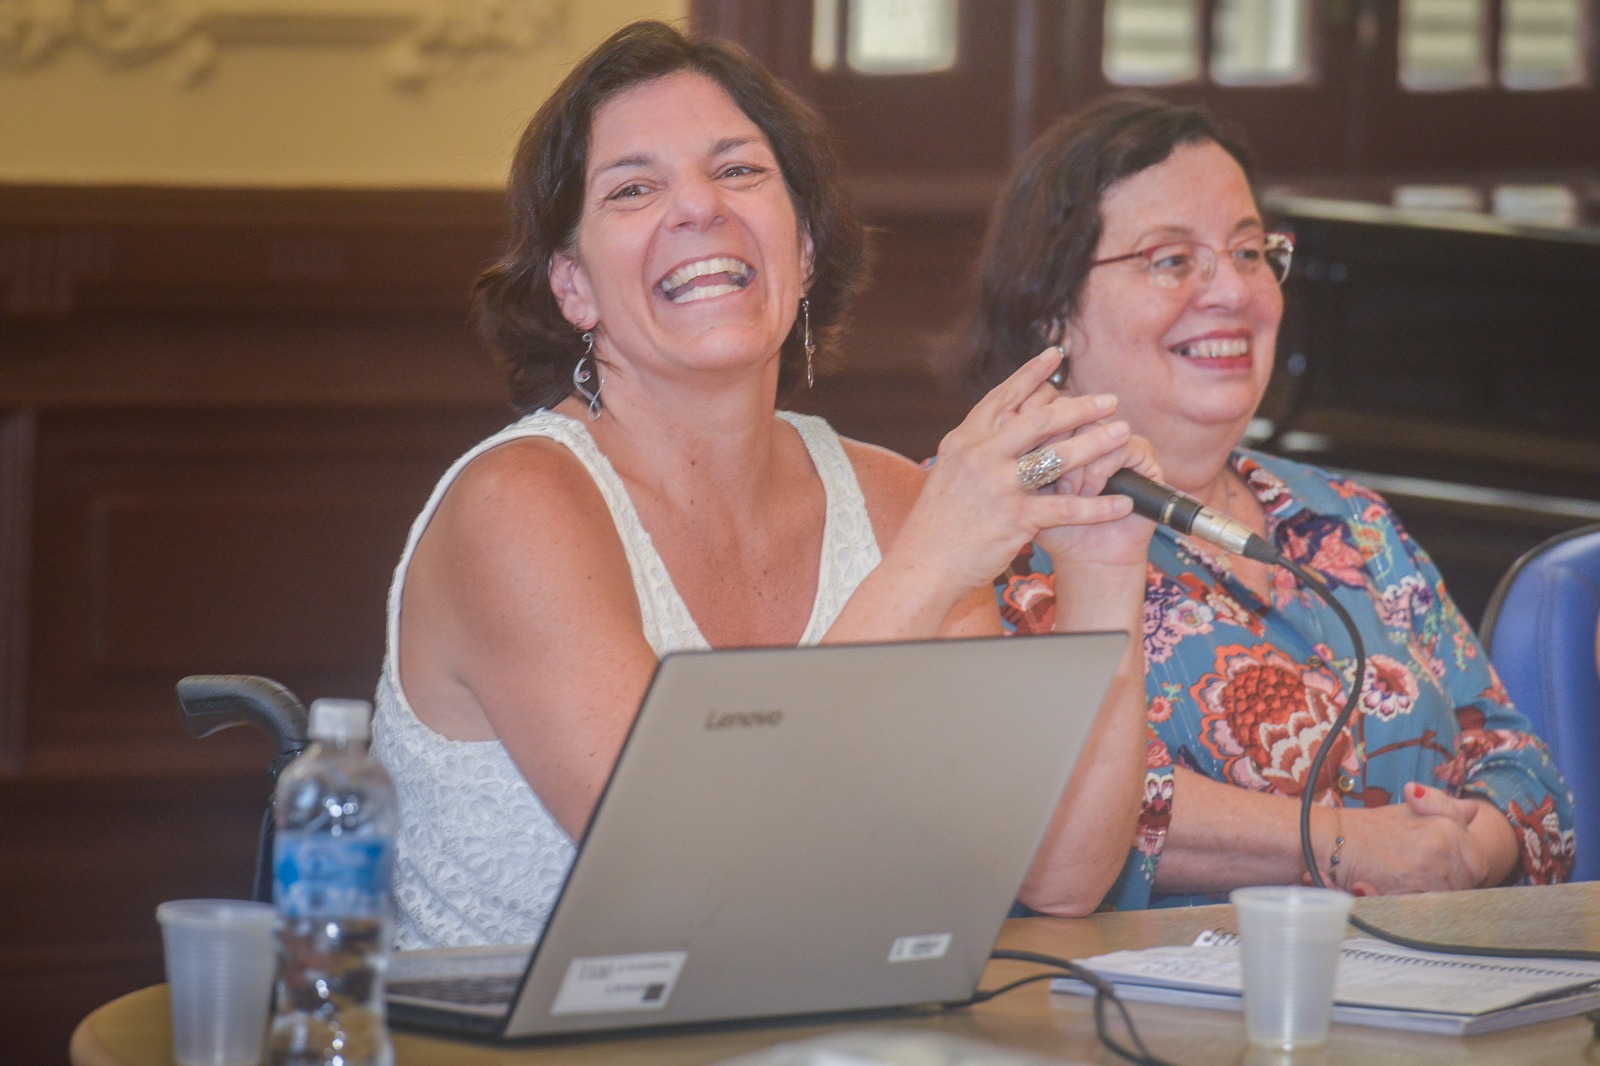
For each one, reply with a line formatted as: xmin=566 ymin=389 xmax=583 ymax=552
xmin=1016 ymin=447 xmax=1063 ymax=492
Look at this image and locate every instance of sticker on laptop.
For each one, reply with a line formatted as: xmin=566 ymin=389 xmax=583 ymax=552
xmin=550 ymin=951 xmax=687 ymax=1015
xmin=887 ymin=933 xmax=952 ymax=963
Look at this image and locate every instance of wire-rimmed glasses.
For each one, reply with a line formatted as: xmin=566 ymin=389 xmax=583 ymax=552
xmin=1091 ymin=232 xmax=1295 ymax=290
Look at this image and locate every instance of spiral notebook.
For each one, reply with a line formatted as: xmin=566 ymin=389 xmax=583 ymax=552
xmin=385 ymin=632 xmax=1128 ymax=1041
xmin=1052 ymin=931 xmax=1600 ymax=1036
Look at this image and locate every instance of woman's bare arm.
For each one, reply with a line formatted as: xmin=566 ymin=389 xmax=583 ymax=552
xmin=397 ymin=438 xmax=662 ymax=840
xmin=1018 ymin=560 xmax=1150 ymax=916
xmin=1156 ymin=768 xmax=1518 ymax=895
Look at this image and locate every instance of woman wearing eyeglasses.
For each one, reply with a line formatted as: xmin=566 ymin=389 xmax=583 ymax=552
xmin=958 ymin=94 xmax=1573 ymax=911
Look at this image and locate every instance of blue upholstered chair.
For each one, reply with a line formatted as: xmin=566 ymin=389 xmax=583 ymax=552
xmin=1480 ymin=524 xmax=1600 ymax=882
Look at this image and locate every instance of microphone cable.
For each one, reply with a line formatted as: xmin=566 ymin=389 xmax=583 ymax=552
xmin=960 ymin=949 xmax=1177 ymax=1066
xmin=1275 ymin=554 xmax=1600 ymax=964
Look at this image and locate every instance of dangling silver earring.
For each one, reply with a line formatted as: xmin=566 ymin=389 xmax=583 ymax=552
xmin=801 ymin=297 xmax=815 ymax=388
xmin=573 ymin=330 xmax=603 ymax=420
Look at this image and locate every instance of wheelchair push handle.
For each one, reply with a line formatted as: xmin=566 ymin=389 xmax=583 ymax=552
xmin=176 ymin=674 xmax=310 ymax=776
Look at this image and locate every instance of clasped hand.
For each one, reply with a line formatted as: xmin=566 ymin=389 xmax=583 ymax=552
xmin=1320 ymin=784 xmax=1510 ymax=896
xmin=908 ymin=347 xmax=1159 ymax=594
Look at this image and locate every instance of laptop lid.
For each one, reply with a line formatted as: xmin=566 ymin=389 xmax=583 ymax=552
xmin=391 ymin=631 xmax=1126 ymax=1040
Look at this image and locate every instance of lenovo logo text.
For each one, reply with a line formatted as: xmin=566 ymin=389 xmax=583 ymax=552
xmin=704 ymin=709 xmax=783 ymax=730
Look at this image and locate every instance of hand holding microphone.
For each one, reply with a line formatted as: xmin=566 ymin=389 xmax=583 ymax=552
xmin=1016 ymin=450 xmax=1280 ymax=565
xmin=1101 ymin=469 xmax=1282 ymax=564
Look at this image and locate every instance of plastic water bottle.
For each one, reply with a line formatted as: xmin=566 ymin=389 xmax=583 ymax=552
xmin=269 ymin=698 xmax=397 ymax=1066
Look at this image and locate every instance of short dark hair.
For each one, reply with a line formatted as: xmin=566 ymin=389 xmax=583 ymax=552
xmin=956 ymin=93 xmax=1255 ymax=392
xmin=474 ymin=20 xmax=868 ymax=413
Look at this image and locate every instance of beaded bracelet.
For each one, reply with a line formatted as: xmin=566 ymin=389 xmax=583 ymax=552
xmin=1328 ymin=807 xmax=1346 ymax=889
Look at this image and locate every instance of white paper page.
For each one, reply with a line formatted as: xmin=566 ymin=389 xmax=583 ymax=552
xmin=1333 ymin=939 xmax=1600 ymax=1013
xmin=1076 ymin=938 xmax=1600 ymax=1017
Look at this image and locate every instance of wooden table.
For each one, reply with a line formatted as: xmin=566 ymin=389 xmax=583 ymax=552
xmin=71 ymin=882 xmax=1600 ymax=1065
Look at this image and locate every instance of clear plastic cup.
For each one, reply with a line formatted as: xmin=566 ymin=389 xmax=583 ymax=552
xmin=157 ymin=899 xmax=277 ymax=1066
xmin=1229 ymin=886 xmax=1354 ymax=1049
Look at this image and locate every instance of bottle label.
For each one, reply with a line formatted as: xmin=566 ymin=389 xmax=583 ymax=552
xmin=273 ymin=833 xmax=394 ymax=918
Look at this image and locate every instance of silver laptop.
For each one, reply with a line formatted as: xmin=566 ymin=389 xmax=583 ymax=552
xmin=387 ymin=631 xmax=1126 ymax=1041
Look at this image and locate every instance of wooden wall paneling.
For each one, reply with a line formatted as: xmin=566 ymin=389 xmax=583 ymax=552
xmin=1354 ymin=3 xmax=1600 ymax=175
xmin=1054 ymin=0 xmax=1370 ymax=178
xmin=807 ymin=1 xmax=1025 ymax=186
xmin=1 ymin=400 xmax=507 ymax=1065
xmin=0 ymin=776 xmax=265 ymax=1066
xmin=23 ymin=404 xmax=507 ymax=781
xmin=0 ymin=184 xmax=521 ymax=1065
xmin=786 ymin=208 xmax=992 ymax=461
xmin=692 ymin=0 xmax=1046 ymax=216
xmin=0 ymin=409 xmax=33 ymax=776
xmin=0 ymin=310 xmax=506 ymax=410
xmin=690 ymin=0 xmax=814 ymax=85
xmin=846 ymin=211 xmax=992 ymax=377
xmin=0 ymin=185 xmax=510 ymax=321
xmin=0 ymin=230 xmax=114 ymax=319
xmin=1006 ymin=0 xmax=1044 ymax=162
xmin=1057 ymin=0 xmax=1105 ymax=109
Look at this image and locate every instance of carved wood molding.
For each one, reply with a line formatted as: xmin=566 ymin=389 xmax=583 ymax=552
xmin=0 ymin=0 xmax=572 ymax=86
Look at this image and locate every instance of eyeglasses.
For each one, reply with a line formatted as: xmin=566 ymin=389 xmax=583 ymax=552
xmin=1090 ymin=232 xmax=1294 ymax=289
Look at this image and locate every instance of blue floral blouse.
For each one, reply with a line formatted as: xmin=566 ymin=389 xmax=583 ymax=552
xmin=995 ymin=449 xmax=1576 ymax=909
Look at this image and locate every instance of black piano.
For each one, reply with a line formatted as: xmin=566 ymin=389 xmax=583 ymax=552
xmin=1259 ymin=195 xmax=1600 ymax=623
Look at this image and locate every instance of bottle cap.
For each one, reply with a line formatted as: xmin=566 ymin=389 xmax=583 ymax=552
xmin=308 ymin=698 xmax=373 ymax=742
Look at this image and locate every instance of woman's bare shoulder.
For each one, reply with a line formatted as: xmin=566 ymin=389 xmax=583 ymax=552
xmin=840 ymin=434 xmax=925 ymax=488
xmin=447 ymin=434 xmax=596 ymax=509
xmin=839 ymin=436 xmax=927 ymax=536
xmin=421 ymin=434 xmax=627 ymax=593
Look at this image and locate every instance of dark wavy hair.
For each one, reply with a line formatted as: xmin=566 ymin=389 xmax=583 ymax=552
xmin=474 ymin=20 xmax=868 ymax=413
xmin=957 ymin=93 xmax=1255 ymax=392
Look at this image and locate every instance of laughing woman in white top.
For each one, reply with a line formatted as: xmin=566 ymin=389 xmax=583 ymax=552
xmin=371 ymin=21 xmax=1161 ymax=949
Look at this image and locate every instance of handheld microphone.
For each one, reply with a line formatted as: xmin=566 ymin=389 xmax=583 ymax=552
xmin=1102 ymin=469 xmax=1280 ymax=564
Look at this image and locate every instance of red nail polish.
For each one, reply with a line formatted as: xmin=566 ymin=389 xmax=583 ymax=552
xmin=1411 ymin=784 xmax=1424 ymax=799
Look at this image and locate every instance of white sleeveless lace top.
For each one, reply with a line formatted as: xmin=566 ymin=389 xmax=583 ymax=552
xmin=371 ymin=409 xmax=882 ymax=949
